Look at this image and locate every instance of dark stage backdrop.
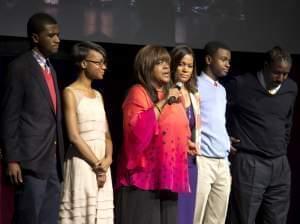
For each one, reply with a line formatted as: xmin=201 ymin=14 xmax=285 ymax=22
xmin=0 ymin=0 xmax=300 ymax=53
xmin=0 ymin=37 xmax=299 ymax=223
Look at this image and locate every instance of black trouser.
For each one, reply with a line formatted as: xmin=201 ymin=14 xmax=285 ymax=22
xmin=13 ymin=160 xmax=61 ymax=224
xmin=229 ymin=152 xmax=290 ymax=224
xmin=116 ymin=187 xmax=178 ymax=224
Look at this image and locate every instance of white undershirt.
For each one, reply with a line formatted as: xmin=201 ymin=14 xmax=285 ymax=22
xmin=257 ymin=71 xmax=281 ymax=95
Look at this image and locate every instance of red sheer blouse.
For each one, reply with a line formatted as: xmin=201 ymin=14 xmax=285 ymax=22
xmin=116 ymin=85 xmax=191 ymax=192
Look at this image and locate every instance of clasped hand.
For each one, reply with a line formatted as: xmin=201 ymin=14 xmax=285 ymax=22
xmin=93 ymin=157 xmax=112 ymax=188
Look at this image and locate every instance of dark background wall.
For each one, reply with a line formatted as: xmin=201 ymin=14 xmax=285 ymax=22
xmin=0 ymin=37 xmax=299 ymax=223
xmin=1 ymin=1 xmax=300 ymax=223
xmin=0 ymin=0 xmax=300 ymax=53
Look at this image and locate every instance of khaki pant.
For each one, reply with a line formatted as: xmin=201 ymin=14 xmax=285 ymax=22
xmin=193 ymin=156 xmax=231 ymax=224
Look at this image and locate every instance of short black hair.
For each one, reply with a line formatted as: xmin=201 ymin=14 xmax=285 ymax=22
xmin=72 ymin=41 xmax=107 ymax=67
xmin=264 ymin=46 xmax=292 ymax=66
xmin=203 ymin=41 xmax=230 ymax=58
xmin=27 ymin=12 xmax=57 ymax=39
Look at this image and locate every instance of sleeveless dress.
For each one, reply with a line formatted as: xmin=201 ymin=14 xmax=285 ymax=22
xmin=59 ymin=87 xmax=114 ymax=224
xmin=178 ymin=103 xmax=198 ymax=224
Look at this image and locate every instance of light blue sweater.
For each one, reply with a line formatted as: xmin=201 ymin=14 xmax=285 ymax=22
xmin=197 ymin=72 xmax=230 ymax=158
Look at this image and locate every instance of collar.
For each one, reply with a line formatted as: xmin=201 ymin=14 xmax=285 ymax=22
xmin=257 ymin=71 xmax=281 ymax=95
xmin=32 ymin=49 xmax=48 ymax=69
xmin=201 ymin=71 xmax=219 ymax=87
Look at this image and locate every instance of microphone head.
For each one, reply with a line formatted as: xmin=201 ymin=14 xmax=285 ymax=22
xmin=175 ymin=82 xmax=183 ymax=90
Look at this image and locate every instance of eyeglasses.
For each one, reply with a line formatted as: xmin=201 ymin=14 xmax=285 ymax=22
xmin=85 ymin=59 xmax=106 ymax=67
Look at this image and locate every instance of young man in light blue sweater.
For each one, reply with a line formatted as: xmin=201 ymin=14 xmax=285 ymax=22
xmin=194 ymin=41 xmax=232 ymax=224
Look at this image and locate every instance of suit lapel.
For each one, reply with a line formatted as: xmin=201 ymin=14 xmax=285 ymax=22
xmin=29 ymin=54 xmax=57 ymax=116
xmin=190 ymin=93 xmax=199 ymax=118
xmin=190 ymin=92 xmax=201 ymax=145
xmin=50 ymin=64 xmax=61 ymax=119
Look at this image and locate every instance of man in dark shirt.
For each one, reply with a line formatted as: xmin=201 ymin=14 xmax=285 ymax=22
xmin=226 ymin=46 xmax=298 ymax=224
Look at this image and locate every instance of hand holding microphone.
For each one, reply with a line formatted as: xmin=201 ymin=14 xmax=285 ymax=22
xmin=154 ymin=82 xmax=183 ymax=116
xmin=167 ymin=82 xmax=183 ymax=105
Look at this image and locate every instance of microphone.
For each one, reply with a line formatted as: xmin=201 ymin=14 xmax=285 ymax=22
xmin=167 ymin=82 xmax=183 ymax=105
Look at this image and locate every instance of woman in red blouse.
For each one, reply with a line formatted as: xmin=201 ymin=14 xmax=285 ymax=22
xmin=116 ymin=45 xmax=194 ymax=224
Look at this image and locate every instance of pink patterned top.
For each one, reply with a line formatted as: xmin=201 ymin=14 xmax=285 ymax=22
xmin=116 ymin=85 xmax=191 ymax=192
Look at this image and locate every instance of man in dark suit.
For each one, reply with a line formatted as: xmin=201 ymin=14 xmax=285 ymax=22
xmin=0 ymin=13 xmax=64 ymax=224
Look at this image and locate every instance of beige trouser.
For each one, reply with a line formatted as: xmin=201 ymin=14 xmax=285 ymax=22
xmin=193 ymin=156 xmax=231 ymax=224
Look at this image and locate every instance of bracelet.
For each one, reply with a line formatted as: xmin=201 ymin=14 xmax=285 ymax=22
xmin=97 ymin=172 xmax=106 ymax=177
xmin=155 ymin=104 xmax=161 ymax=113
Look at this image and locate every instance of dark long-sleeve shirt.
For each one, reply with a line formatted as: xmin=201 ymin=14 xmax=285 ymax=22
xmin=226 ymin=73 xmax=298 ymax=158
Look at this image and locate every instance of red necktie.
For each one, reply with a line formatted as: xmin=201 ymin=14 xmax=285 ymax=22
xmin=42 ymin=63 xmax=57 ymax=113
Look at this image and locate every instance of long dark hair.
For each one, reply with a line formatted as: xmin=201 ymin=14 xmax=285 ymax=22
xmin=171 ymin=45 xmax=197 ymax=93
xmin=134 ymin=45 xmax=171 ymax=103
